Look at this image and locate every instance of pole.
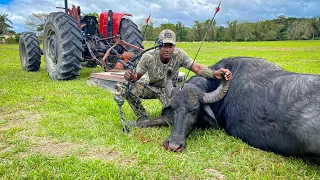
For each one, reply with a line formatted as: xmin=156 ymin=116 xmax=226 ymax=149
xmin=64 ymin=0 xmax=68 ymax=13
xmin=143 ymin=13 xmax=151 ymax=41
xmin=181 ymin=1 xmax=222 ymax=89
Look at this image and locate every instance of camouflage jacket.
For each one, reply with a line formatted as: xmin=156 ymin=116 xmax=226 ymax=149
xmin=136 ymin=48 xmax=193 ymax=87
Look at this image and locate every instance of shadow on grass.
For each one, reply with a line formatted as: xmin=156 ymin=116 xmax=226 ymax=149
xmin=300 ymin=156 xmax=320 ymax=166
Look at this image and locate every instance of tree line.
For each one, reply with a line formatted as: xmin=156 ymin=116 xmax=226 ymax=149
xmin=142 ymin=15 xmax=320 ymax=42
xmin=1 ymin=13 xmax=320 ymax=44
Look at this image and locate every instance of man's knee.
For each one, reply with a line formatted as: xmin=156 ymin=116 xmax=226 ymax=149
xmin=129 ymin=83 xmax=145 ymax=95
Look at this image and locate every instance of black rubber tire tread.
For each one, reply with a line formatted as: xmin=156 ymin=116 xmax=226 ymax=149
xmin=119 ymin=18 xmax=144 ymax=54
xmin=43 ymin=12 xmax=83 ymax=80
xmin=19 ymin=32 xmax=41 ymax=71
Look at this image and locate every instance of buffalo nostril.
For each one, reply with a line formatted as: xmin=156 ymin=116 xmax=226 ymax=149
xmin=163 ymin=139 xmax=186 ymax=152
xmin=174 ymin=145 xmax=183 ymax=152
xmin=167 ymin=143 xmax=184 ymax=152
xmin=163 ymin=141 xmax=170 ymax=150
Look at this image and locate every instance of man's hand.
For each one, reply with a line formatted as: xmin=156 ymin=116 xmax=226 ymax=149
xmin=124 ymin=70 xmax=135 ymax=82
xmin=214 ymin=68 xmax=232 ymax=81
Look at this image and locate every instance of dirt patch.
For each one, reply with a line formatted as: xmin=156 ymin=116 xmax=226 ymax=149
xmin=120 ymin=157 xmax=137 ymax=165
xmin=1 ymin=111 xmax=135 ymax=164
xmin=31 ymin=141 xmax=79 ymax=157
xmin=205 ymin=168 xmax=226 ymax=180
xmin=0 ymin=144 xmax=16 ymax=154
xmin=86 ymin=147 xmax=122 ymax=161
xmin=18 ymin=137 xmax=135 ymax=164
xmin=17 ymin=138 xmax=80 ymax=158
xmin=0 ymin=111 xmax=78 ymax=158
xmin=0 ymin=110 xmax=40 ymax=131
xmin=83 ymin=146 xmax=137 ymax=165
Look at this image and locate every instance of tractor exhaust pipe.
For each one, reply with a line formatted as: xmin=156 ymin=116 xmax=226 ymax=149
xmin=65 ymin=0 xmax=68 ymax=13
xmin=55 ymin=0 xmax=69 ymax=12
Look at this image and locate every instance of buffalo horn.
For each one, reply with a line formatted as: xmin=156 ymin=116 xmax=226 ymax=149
xmin=203 ymin=79 xmax=230 ymax=103
xmin=166 ymin=67 xmax=174 ymax=98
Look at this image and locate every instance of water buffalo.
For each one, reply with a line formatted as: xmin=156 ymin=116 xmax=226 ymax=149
xmin=135 ymin=57 xmax=320 ymax=156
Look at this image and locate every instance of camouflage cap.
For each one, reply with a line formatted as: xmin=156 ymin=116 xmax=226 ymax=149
xmin=159 ymin=29 xmax=176 ymax=45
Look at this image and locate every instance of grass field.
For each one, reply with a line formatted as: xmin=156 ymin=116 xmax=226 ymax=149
xmin=1 ymin=41 xmax=320 ymax=179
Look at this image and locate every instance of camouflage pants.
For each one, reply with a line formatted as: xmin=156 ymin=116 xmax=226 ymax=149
xmin=121 ymin=82 xmax=169 ymax=121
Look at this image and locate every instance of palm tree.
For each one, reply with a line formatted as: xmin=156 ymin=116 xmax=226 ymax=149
xmin=0 ymin=14 xmax=13 ymax=34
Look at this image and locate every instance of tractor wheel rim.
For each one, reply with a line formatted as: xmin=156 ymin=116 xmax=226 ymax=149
xmin=47 ymin=29 xmax=58 ymax=68
xmin=20 ymin=42 xmax=27 ymax=67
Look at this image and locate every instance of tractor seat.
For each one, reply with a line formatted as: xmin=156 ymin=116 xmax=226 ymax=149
xmin=81 ymin=16 xmax=98 ymax=36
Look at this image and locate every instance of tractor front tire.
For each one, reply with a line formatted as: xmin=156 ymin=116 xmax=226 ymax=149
xmin=43 ymin=12 xmax=83 ymax=80
xmin=119 ymin=18 xmax=144 ymax=54
xmin=19 ymin=32 xmax=41 ymax=71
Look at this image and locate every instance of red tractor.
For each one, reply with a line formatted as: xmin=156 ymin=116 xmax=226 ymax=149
xmin=19 ymin=0 xmax=144 ymax=80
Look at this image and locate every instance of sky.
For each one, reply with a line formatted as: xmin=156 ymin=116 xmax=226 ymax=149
xmin=1 ymin=0 xmax=320 ymax=33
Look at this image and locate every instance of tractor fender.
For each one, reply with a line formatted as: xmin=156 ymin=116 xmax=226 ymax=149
xmin=99 ymin=11 xmax=132 ymax=37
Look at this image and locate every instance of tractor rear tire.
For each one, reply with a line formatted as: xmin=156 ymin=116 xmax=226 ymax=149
xmin=43 ymin=12 xmax=83 ymax=80
xmin=19 ymin=32 xmax=41 ymax=71
xmin=119 ymin=18 xmax=144 ymax=54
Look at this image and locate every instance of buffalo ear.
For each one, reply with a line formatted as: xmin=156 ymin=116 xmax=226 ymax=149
xmin=203 ymin=105 xmax=219 ymax=129
xmin=161 ymin=104 xmax=174 ymax=125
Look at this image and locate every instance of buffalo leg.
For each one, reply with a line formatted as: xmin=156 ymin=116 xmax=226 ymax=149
xmin=129 ymin=118 xmax=169 ymax=127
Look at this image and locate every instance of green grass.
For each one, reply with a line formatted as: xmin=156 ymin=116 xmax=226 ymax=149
xmin=1 ymin=41 xmax=320 ymax=179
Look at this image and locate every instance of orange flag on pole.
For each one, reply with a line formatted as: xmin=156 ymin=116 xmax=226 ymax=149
xmin=215 ymin=2 xmax=221 ymax=13
xmin=215 ymin=6 xmax=220 ymax=13
xmin=146 ymin=13 xmax=151 ymax=24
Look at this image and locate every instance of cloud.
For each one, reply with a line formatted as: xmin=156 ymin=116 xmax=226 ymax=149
xmin=1 ymin=0 xmax=320 ymax=33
